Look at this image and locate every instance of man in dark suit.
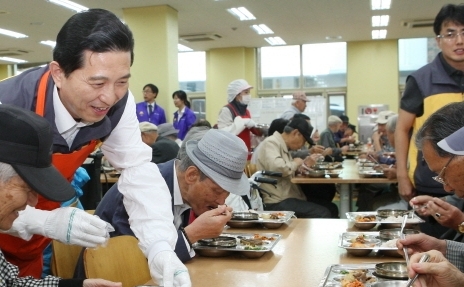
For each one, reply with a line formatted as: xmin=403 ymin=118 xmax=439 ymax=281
xmin=139 ymin=122 xmax=179 ymax=164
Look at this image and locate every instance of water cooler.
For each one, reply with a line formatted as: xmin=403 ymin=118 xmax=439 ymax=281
xmin=357 ymin=104 xmax=389 ymax=143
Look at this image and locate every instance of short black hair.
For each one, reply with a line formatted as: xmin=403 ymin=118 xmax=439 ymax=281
xmin=347 ymin=124 xmax=356 ymax=133
xmin=143 ymin=84 xmax=159 ymax=94
xmin=53 ymin=9 xmax=134 ymax=77
xmin=268 ymin=118 xmax=289 ymax=136
xmin=434 ymin=4 xmax=464 ymax=35
xmin=292 ymin=113 xmax=310 ymax=121
xmin=339 ymin=115 xmax=349 ymax=123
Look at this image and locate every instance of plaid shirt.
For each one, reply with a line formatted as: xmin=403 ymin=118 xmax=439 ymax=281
xmin=446 ymin=240 xmax=464 ymax=272
xmin=0 ymin=250 xmax=60 ymax=287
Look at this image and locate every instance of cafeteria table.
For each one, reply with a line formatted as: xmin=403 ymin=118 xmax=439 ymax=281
xmin=145 ymin=218 xmax=403 ymax=287
xmin=292 ymin=159 xmax=397 ymax=218
xmin=100 ymin=172 xmax=119 ymax=184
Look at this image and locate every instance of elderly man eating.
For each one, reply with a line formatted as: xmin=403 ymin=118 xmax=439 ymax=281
xmin=74 ymin=128 xmax=249 ymax=277
xmin=0 ymin=104 xmax=120 ymax=287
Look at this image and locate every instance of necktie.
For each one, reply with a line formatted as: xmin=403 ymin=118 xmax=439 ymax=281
xmin=148 ymin=104 xmax=153 ymax=115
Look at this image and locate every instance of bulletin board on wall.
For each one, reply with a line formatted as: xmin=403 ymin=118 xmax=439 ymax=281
xmin=247 ymin=95 xmax=327 ymax=133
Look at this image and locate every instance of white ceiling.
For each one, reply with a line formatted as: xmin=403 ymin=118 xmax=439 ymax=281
xmin=0 ymin=0 xmax=461 ymax=65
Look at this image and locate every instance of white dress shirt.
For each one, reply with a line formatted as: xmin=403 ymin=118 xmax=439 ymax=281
xmin=55 ymin=88 xmax=177 ymax=265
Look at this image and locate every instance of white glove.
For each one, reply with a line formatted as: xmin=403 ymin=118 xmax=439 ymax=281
xmin=150 ymin=250 xmax=191 ymax=287
xmin=5 ymin=206 xmax=113 ymax=247
xmin=245 ymin=119 xmax=256 ymax=128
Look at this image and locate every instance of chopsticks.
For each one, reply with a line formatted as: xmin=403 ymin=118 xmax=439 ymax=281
xmin=405 ymin=253 xmax=431 ymax=287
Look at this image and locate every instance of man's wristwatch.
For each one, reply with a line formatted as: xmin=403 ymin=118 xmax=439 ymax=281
xmin=458 ymin=222 xmax=464 ymax=233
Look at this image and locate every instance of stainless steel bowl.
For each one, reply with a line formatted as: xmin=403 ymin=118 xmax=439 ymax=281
xmin=354 ymin=222 xmax=377 ymax=230
xmin=326 ymin=170 xmax=342 ymax=178
xmin=377 ymin=209 xmax=409 ymax=218
xmin=306 ymin=169 xmax=326 ymax=178
xmin=379 ymin=228 xmax=420 ymax=240
xmin=375 ymin=262 xmax=408 ymax=279
xmin=231 ymin=212 xmax=259 ymax=220
xmin=261 ymin=222 xmax=283 ymax=229
xmin=197 ymin=236 xmax=237 ymax=247
xmin=313 ymin=163 xmax=330 ymax=170
xmin=227 ymin=221 xmax=257 ymax=228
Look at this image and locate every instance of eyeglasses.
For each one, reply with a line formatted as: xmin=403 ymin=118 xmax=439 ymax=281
xmin=436 ymin=31 xmax=464 ymax=41
xmin=432 ymin=155 xmax=456 ymax=185
xmin=143 ymin=90 xmax=153 ymax=94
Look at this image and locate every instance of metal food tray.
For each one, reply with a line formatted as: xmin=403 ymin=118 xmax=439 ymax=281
xmin=318 ymin=264 xmax=406 ymax=287
xmin=346 ymin=212 xmax=424 ymax=225
xmin=192 ymin=232 xmax=281 ymax=258
xmin=338 ymin=232 xmax=400 ymax=257
xmin=228 ymin=211 xmax=295 ymax=224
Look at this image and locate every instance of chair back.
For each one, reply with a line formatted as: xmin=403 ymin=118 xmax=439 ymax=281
xmin=84 ymin=235 xmax=151 ymax=287
xmin=50 ymin=209 xmax=95 ymax=278
xmin=50 ymin=241 xmax=83 ymax=278
xmin=244 ymin=163 xmax=257 ymax=178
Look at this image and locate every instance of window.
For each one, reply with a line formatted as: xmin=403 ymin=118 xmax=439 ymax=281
xmin=190 ymin=98 xmax=206 ymax=120
xmin=259 ymin=45 xmax=300 ymax=89
xmin=328 ymin=94 xmax=346 ymax=117
xmin=302 ymin=42 xmax=347 ymax=88
xmin=398 ymin=38 xmax=439 ymax=85
xmin=178 ymin=51 xmax=206 ymax=92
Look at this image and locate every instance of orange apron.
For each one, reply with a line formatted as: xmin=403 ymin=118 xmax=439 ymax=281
xmin=0 ymin=70 xmax=99 ymax=278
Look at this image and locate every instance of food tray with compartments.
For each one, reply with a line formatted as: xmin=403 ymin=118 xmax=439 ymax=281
xmin=338 ymin=232 xmax=402 ymax=257
xmin=192 ymin=232 xmax=281 ymax=258
xmin=346 ymin=212 xmax=424 ymax=230
xmin=318 ymin=264 xmax=407 ymax=287
xmin=227 ymin=211 xmax=295 ymax=229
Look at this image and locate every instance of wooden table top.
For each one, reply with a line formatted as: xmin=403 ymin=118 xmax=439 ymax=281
xmin=291 ymin=159 xmax=397 ymax=184
xmin=146 ymin=219 xmax=403 ymax=287
xmin=100 ymin=172 xmax=119 ymax=184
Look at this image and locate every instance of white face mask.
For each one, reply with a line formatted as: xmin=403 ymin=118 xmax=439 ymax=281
xmin=240 ymin=95 xmax=251 ymax=105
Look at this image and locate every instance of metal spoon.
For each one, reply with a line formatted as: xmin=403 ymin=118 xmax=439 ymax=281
xmin=405 ymin=253 xmax=431 ymax=287
xmin=400 ymin=214 xmax=410 ymax=265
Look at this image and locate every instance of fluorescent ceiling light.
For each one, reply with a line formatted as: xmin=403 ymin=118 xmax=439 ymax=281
xmin=371 ymin=0 xmax=391 ymax=10
xmin=0 ymin=57 xmax=27 ymax=63
xmin=47 ymin=0 xmax=88 ymax=12
xmin=227 ymin=7 xmax=256 ymax=21
xmin=251 ymin=24 xmax=274 ymax=35
xmin=178 ymin=44 xmax=193 ymax=52
xmin=40 ymin=40 xmax=56 ymax=48
xmin=372 ymin=29 xmax=387 ymax=39
xmin=372 ymin=15 xmax=390 ymax=27
xmin=0 ymin=28 xmax=27 ymax=38
xmin=264 ymin=37 xmax=286 ymax=46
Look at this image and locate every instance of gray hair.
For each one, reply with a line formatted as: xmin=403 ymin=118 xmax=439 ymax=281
xmin=386 ymin=115 xmax=398 ymax=133
xmin=415 ymin=102 xmax=464 ymax=156
xmin=328 ymin=115 xmax=342 ymax=125
xmin=0 ymin=162 xmax=18 ymax=184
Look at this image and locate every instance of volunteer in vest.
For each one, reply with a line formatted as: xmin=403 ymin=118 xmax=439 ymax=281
xmin=0 ymin=9 xmax=190 ymax=287
xmin=217 ymin=79 xmax=262 ymax=159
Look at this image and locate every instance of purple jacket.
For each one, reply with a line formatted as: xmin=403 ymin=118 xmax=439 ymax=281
xmin=173 ymin=107 xmax=196 ymax=140
xmin=135 ymin=101 xmax=166 ymax=125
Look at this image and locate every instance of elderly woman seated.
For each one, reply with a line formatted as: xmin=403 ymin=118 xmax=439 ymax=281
xmin=0 ymin=105 xmax=119 ymax=287
xmin=318 ymin=115 xmax=349 ymax=162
